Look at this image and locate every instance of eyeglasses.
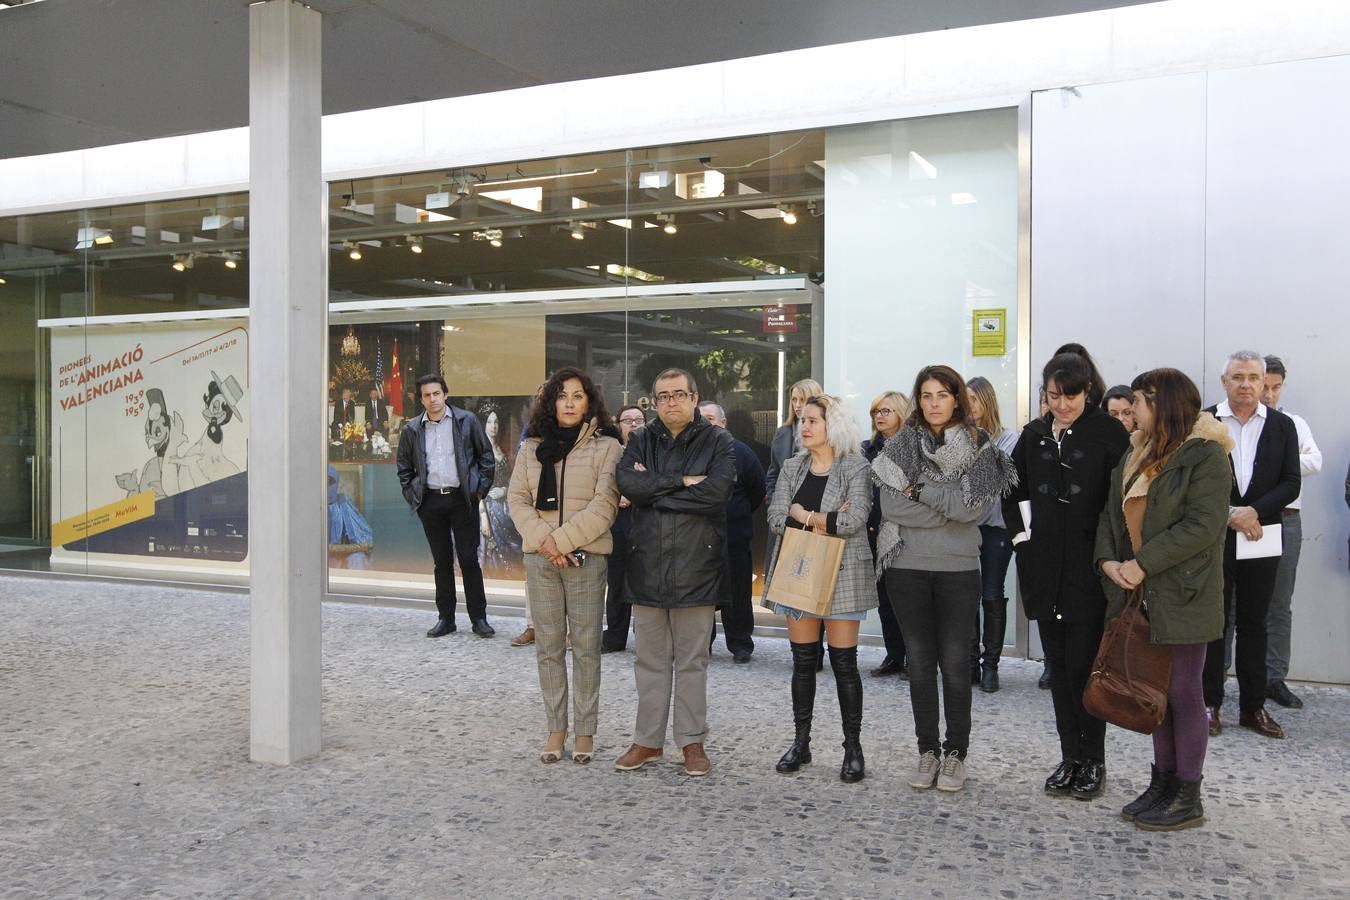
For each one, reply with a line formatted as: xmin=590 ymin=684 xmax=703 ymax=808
xmin=618 ymin=416 xmax=645 ymax=425
xmin=872 ymin=408 xmax=895 ymax=417
xmin=654 ymin=391 xmax=691 ymax=405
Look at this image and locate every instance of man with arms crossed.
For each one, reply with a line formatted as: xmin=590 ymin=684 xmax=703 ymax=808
xmin=397 ymin=373 xmax=497 ymax=639
xmin=615 ymin=369 xmax=736 ymax=776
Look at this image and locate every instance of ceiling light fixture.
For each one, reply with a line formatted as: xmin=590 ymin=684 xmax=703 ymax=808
xmin=780 ymin=206 xmax=798 ymax=226
xmin=171 ymin=254 xmax=192 ymax=272
xmin=478 ymin=168 xmax=599 ymax=188
xmin=656 ymin=213 xmax=677 ymax=235
xmin=221 ymin=252 xmax=241 ymax=269
xmin=344 ymin=241 xmax=362 ymax=261
xmin=569 ymin=222 xmax=585 ymax=240
xmin=0 ymin=276 xmax=7 ymax=285
xmin=408 ymin=235 xmax=424 ymax=253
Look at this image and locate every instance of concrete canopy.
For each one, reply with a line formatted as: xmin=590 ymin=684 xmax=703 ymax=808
xmin=0 ymin=0 xmax=1152 ymax=159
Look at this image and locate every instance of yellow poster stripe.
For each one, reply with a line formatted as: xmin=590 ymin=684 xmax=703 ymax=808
xmin=54 ymin=491 xmax=157 ymax=546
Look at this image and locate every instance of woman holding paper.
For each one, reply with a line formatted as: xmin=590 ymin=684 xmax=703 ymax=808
xmin=873 ymin=365 xmax=1017 ymax=793
xmin=1003 ymin=348 xmax=1130 ymax=801
xmin=1093 ymin=368 xmax=1231 ymax=830
xmin=762 ymin=394 xmax=877 ymax=782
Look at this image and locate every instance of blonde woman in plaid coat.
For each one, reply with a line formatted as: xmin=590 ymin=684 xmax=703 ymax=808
xmin=762 ymin=394 xmax=877 ymax=782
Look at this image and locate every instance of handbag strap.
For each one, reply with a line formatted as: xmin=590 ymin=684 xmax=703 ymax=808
xmin=1115 ymin=585 xmax=1160 ymax=712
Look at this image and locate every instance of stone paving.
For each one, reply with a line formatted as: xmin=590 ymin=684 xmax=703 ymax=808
xmin=2 ymin=575 xmax=1348 ymax=899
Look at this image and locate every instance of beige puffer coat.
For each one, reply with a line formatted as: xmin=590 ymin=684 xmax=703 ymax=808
xmin=508 ymin=418 xmax=622 ymax=555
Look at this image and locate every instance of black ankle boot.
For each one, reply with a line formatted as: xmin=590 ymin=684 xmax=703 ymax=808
xmin=776 ymin=641 xmax=818 ymax=773
xmin=1135 ymin=776 xmax=1205 ymax=831
xmin=829 ymin=645 xmax=865 ymax=783
xmin=980 ymin=597 xmax=1006 ymax=692
xmin=1121 ymin=765 xmax=1172 ymax=821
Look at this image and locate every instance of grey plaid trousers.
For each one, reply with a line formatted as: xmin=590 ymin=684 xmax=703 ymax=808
xmin=524 ymin=552 xmax=608 ymax=735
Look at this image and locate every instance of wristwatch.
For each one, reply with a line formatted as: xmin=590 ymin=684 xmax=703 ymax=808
xmin=911 ymin=483 xmax=924 ymax=502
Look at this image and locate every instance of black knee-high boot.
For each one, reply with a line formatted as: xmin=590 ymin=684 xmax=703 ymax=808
xmin=776 ymin=641 xmax=818 ymax=773
xmin=829 ymin=645 xmax=865 ymax=783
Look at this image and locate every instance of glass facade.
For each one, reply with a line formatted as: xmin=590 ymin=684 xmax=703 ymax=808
xmin=0 ymin=112 xmax=1023 ymax=645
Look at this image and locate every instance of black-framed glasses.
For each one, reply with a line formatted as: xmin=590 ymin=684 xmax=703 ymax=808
xmin=618 ymin=416 xmax=645 ymax=425
xmin=654 ymin=391 xmax=691 ymax=405
xmin=872 ymin=407 xmax=896 ymax=417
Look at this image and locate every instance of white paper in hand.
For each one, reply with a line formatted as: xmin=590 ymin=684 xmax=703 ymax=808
xmin=1236 ymin=523 xmax=1282 ymax=560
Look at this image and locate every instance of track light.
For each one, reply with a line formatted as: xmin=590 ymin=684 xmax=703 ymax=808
xmin=780 ymin=206 xmax=798 ymax=225
xmin=171 ymin=254 xmax=192 ymax=272
xmin=657 ymin=213 xmax=677 ymax=235
xmin=0 ymin=276 xmax=7 ymax=285
xmin=408 ymin=235 xmax=423 ymax=254
xmin=344 ymin=241 xmax=362 ymax=261
xmin=569 ymin=222 xmax=585 ymax=240
xmin=222 ymin=253 xmax=240 ymax=270
xmin=490 ymin=238 xmax=503 ymax=248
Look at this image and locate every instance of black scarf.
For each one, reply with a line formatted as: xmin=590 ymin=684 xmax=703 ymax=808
xmin=535 ymin=422 xmax=582 ymax=511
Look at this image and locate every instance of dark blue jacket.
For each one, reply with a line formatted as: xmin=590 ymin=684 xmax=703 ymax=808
xmin=396 ymin=405 xmax=495 ymax=510
xmin=726 ymin=438 xmax=767 ymax=547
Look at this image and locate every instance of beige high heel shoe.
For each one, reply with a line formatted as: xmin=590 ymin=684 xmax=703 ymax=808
xmin=572 ymin=736 xmax=594 ymax=765
xmin=540 ymin=731 xmax=567 ymax=764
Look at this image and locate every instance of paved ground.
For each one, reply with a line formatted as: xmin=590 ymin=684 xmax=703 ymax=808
xmin=2 ymin=575 xmax=1348 ymax=899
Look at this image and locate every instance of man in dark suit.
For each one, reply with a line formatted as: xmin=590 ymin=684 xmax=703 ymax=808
xmin=700 ymin=401 xmax=767 ymax=663
xmin=1203 ymin=350 xmax=1301 ymax=739
xmin=396 ymin=373 xmax=497 ymax=639
xmin=331 ymin=387 xmax=356 ymax=440
xmin=366 ymin=387 xmax=389 ymax=434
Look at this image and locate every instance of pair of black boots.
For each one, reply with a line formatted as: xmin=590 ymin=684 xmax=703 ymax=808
xmin=969 ymin=597 xmax=1006 ymax=692
xmin=1121 ymin=764 xmax=1205 ymax=830
xmin=776 ymin=642 xmax=864 ymax=783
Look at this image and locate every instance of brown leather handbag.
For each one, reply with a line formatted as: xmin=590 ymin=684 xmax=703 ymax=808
xmin=1083 ymin=586 xmax=1173 ymax=734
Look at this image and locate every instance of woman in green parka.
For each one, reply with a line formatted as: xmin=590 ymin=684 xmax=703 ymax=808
xmin=1094 ymin=368 xmax=1233 ymax=832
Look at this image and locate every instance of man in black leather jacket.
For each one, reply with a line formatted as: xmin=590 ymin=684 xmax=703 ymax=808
xmin=613 ymin=368 xmax=736 ymax=777
xmin=396 ymin=373 xmax=496 ymax=639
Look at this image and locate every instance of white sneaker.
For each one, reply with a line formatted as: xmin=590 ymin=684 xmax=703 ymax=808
xmin=936 ymin=751 xmax=967 ymax=792
xmin=909 ymin=751 xmax=940 ymax=790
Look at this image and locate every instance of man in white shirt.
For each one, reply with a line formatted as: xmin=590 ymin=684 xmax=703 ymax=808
xmin=1202 ymin=351 xmax=1301 ymax=739
xmin=1259 ymin=356 xmax=1322 ymax=709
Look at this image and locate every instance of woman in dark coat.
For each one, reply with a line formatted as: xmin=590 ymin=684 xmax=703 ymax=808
xmin=1095 ymin=368 xmax=1232 ymax=831
xmin=1003 ymin=347 xmax=1128 ymax=800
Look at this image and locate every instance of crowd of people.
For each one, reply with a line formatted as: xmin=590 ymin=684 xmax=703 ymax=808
xmin=394 ymin=342 xmax=1331 ymax=833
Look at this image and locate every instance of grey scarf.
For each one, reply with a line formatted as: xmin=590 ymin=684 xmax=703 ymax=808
xmin=870 ymin=424 xmax=1017 ymax=573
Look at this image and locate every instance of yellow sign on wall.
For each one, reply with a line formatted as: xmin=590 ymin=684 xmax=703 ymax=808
xmin=972 ymin=308 xmax=1007 ymax=357
xmin=53 ymin=490 xmax=157 ymax=546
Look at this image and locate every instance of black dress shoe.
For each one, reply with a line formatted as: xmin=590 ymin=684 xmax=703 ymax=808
xmin=732 ymin=650 xmax=753 ymax=664
xmin=1070 ymin=761 xmax=1106 ymax=800
xmin=1267 ymin=680 xmax=1304 ymax=709
xmin=870 ymin=656 xmax=901 ymax=677
xmin=1038 ymin=665 xmax=1053 ymax=690
xmin=426 ymin=618 xmax=456 ymax=638
xmin=1044 ymin=759 xmax=1079 ymax=795
xmin=471 ymin=618 xmax=495 ymax=638
xmin=979 ymin=666 xmax=1000 ymax=693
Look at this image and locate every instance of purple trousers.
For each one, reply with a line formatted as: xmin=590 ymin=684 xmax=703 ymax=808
xmin=1153 ymin=642 xmax=1209 ymax=782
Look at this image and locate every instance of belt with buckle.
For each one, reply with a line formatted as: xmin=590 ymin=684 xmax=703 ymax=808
xmin=430 ymin=486 xmax=457 ymax=494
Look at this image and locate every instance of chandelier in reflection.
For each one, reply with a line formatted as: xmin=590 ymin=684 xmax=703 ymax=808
xmin=341 ymin=326 xmax=361 ymax=358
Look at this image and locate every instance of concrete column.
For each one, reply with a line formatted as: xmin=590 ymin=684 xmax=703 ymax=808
xmin=248 ymin=0 xmax=324 ymax=765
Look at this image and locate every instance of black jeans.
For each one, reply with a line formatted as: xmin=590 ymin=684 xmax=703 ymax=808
xmin=603 ymin=540 xmax=631 ymax=650
xmin=717 ymin=542 xmax=756 ymax=654
xmin=416 ymin=490 xmax=487 ymax=622
xmin=886 ymin=568 xmax=979 ymax=757
xmin=973 ymin=525 xmax=1013 ymax=668
xmin=1204 ymin=539 xmax=1278 ymax=713
xmin=1038 ymin=613 xmax=1106 ymax=763
xmin=877 ymin=571 xmax=906 ymax=664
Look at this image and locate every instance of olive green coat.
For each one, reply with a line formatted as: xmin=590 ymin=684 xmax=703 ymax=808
xmin=1093 ymin=413 xmax=1234 ymax=645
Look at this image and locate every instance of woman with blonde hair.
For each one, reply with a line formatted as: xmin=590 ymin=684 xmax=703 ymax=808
xmin=964 ymin=376 xmax=1019 ymax=692
xmin=766 ymin=378 xmax=825 ymax=501
xmin=862 ymin=390 xmax=911 ymax=678
xmin=764 ymin=393 xmax=877 ymax=782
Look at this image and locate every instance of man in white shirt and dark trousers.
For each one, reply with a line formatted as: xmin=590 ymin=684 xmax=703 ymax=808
xmin=1259 ymin=355 xmax=1321 ymax=709
xmin=1202 ymin=351 xmax=1301 ymax=739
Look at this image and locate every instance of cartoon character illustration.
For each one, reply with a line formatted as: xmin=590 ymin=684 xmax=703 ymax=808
xmin=168 ymin=371 xmax=244 ymax=488
xmin=116 ymin=388 xmax=181 ymax=498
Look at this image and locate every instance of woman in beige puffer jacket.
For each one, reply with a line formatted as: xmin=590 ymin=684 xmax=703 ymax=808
xmin=508 ymin=367 xmax=622 ymax=765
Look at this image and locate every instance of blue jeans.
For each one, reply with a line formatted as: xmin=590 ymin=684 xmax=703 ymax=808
xmin=971 ymin=525 xmax=1013 ymax=670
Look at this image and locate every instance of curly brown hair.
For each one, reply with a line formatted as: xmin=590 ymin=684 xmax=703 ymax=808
xmin=528 ymin=367 xmax=618 ymax=439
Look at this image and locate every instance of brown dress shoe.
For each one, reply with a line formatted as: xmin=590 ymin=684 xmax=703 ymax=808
xmin=1238 ymin=707 xmax=1285 ymax=739
xmin=682 ymin=742 xmax=711 ymax=777
xmin=510 ymin=627 xmax=535 ymax=647
xmin=1206 ymin=706 xmax=1222 ymax=736
xmin=614 ymin=743 xmax=663 ymax=771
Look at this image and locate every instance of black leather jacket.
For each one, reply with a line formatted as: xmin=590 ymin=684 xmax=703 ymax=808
xmin=396 ymin=406 xmax=495 ymax=510
xmin=616 ymin=414 xmax=736 ymax=608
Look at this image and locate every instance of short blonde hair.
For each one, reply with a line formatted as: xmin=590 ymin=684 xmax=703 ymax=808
xmin=868 ymin=390 xmax=911 ymax=422
xmin=786 ymin=378 xmax=824 ymax=425
xmin=802 ymin=394 xmax=860 ymax=459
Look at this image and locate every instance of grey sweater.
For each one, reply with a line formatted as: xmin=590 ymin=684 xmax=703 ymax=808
xmin=879 ymin=480 xmax=992 ymax=572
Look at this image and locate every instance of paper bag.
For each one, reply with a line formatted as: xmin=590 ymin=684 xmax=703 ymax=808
xmin=764 ymin=526 xmax=845 ymax=617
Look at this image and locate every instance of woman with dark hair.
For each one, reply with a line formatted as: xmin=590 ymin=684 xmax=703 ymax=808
xmin=1102 ymin=385 xmax=1137 ymax=433
xmin=764 ymin=393 xmax=877 ymax=782
xmin=874 ymin=365 xmax=1016 ymax=793
xmin=1095 ymin=369 xmax=1231 ymax=830
xmin=478 ymin=405 xmax=523 ymax=574
xmin=508 ymin=367 xmax=622 ymax=764
xmin=1004 ymin=349 xmax=1130 ymax=801
xmin=602 ymin=404 xmax=646 ymax=653
xmin=964 ymin=376 xmax=1019 ymax=693
xmin=1054 ymin=342 xmax=1108 ymax=408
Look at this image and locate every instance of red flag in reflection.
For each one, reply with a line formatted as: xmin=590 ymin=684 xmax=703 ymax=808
xmin=384 ymin=339 xmax=404 ymax=417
